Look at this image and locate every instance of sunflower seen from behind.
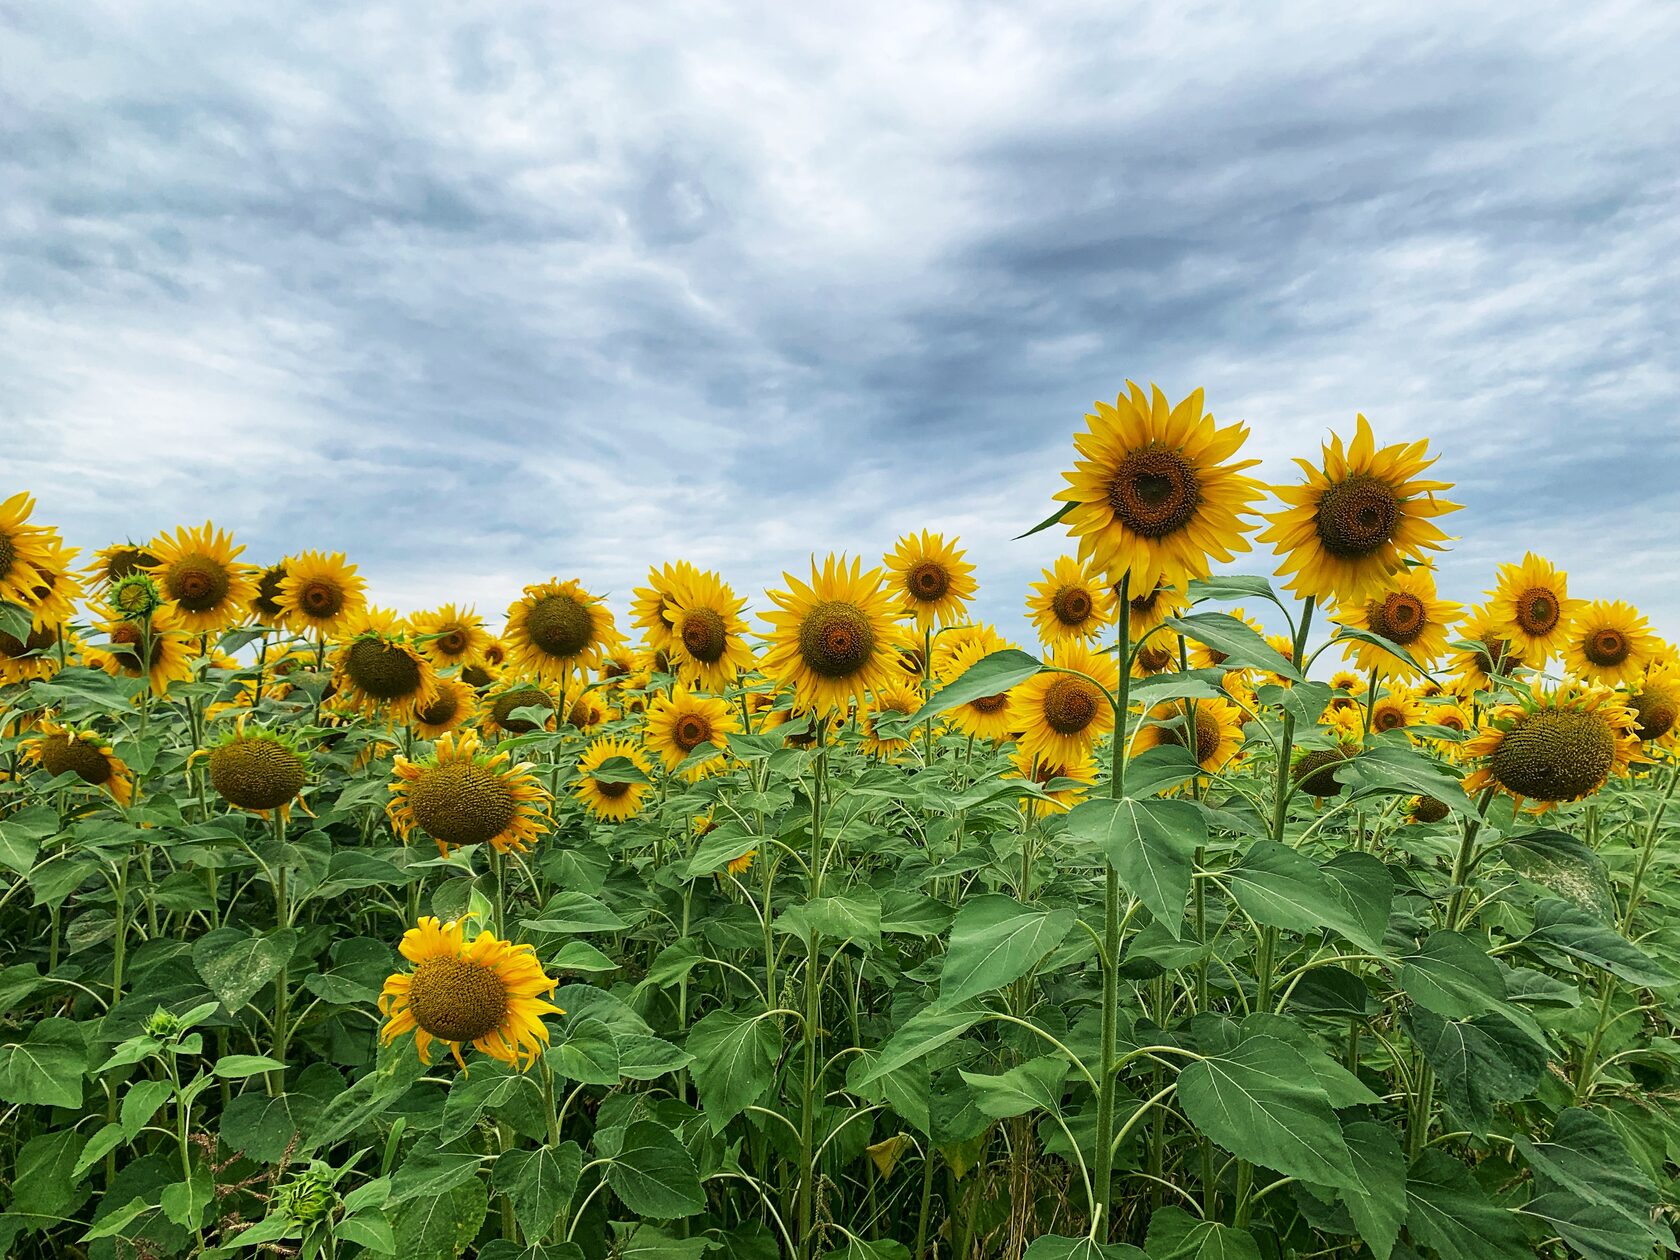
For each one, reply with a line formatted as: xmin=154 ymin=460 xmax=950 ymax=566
xmin=1486 ymin=553 xmax=1582 ymax=666
xmin=645 ymin=682 xmax=739 ymax=780
xmin=1009 ymin=638 xmax=1118 ymax=768
xmin=1462 ymin=682 xmax=1643 ymax=813
xmin=762 ymin=554 xmax=900 ymax=716
xmin=885 ymin=530 xmax=977 ymax=631
xmin=1336 ymin=566 xmax=1461 ymax=679
xmin=505 ymin=578 xmax=622 ymax=685
xmin=1261 ymin=415 xmax=1459 ymax=603
xmin=1027 ymin=555 xmax=1114 ymax=648
xmin=145 ymin=522 xmax=256 ymax=634
xmin=663 ymin=567 xmax=756 ymax=691
xmin=573 ymin=735 xmax=654 ymax=822
xmin=389 ymin=731 xmax=551 ymax=857
xmin=276 ymin=551 xmax=366 ymax=639
xmin=1563 ymin=600 xmax=1655 ymax=687
xmin=1055 ymin=383 xmax=1262 ymax=593
xmin=379 ymin=917 xmax=561 ymax=1071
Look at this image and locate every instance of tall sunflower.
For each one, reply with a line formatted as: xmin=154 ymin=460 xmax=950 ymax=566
xmin=0 ymin=491 xmax=58 ymax=609
xmin=379 ymin=917 xmax=561 ymax=1071
xmin=1486 ymin=554 xmax=1583 ymax=665
xmin=1027 ymin=555 xmax=1115 ymax=648
xmin=630 ymin=560 xmax=701 ymax=653
xmin=1008 ymin=745 xmax=1098 ymax=817
xmin=1562 ymin=600 xmax=1655 ymax=687
xmin=412 ymin=677 xmax=477 ymax=740
xmin=504 ymin=579 xmax=622 ymax=684
xmin=411 ymin=604 xmax=492 ymax=671
xmin=1133 ymin=698 xmax=1245 ymax=775
xmin=389 ymin=731 xmax=551 ymax=857
xmin=83 ymin=542 xmax=158 ymax=603
xmin=573 ymin=735 xmax=654 ymax=822
xmin=885 ymin=530 xmax=978 ymax=630
xmin=761 ymin=555 xmax=901 ymax=715
xmin=22 ymin=717 xmax=134 ymax=806
xmin=330 ymin=608 xmax=439 ymax=720
xmin=860 ymin=682 xmax=922 ymax=759
xmin=1008 ymin=639 xmax=1118 ymax=767
xmin=645 ymin=683 xmax=740 ymax=780
xmin=1055 ymin=383 xmax=1262 ymax=591
xmin=1445 ymin=607 xmax=1529 ymax=695
xmin=663 ymin=568 xmax=756 ymax=691
xmin=1260 ymin=415 xmax=1460 ymax=603
xmin=87 ymin=606 xmax=196 ymax=696
xmin=207 ymin=723 xmax=310 ymax=819
xmin=145 ymin=522 xmax=257 ymax=634
xmin=1462 ymin=683 xmax=1644 ymax=813
xmin=1336 ymin=566 xmax=1462 ymax=679
xmin=276 ymin=551 xmax=366 ymax=638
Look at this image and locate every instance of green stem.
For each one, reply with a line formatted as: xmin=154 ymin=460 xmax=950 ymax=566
xmin=797 ymin=722 xmax=828 ymax=1260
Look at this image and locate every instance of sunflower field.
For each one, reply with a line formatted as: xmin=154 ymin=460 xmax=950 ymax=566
xmin=3 ymin=388 xmax=1679 ymax=1260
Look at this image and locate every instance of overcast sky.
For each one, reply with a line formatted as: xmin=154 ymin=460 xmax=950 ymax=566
xmin=5 ymin=1 xmax=1678 ymax=649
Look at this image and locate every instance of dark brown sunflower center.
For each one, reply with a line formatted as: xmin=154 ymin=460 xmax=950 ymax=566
xmin=484 ymin=643 xmax=507 ymax=666
xmin=346 ymin=638 xmax=423 ymax=700
xmin=417 ymin=690 xmax=462 ymax=727
xmin=1411 ymin=796 xmax=1450 ymax=823
xmin=209 ymin=737 xmax=306 ymax=811
xmin=799 ymin=601 xmax=876 ymax=678
xmin=1370 ymin=592 xmax=1426 ymax=644
xmin=39 ymin=735 xmax=114 ymax=786
xmin=1107 ymin=444 xmax=1202 ymax=539
xmin=567 ymin=699 xmax=596 ymax=728
xmin=1293 ymin=747 xmax=1354 ymax=796
xmin=1052 ymin=585 xmax=1094 ymax=626
xmin=461 ymin=664 xmax=493 ymax=688
xmin=105 ymin=547 xmax=154 ymax=582
xmin=492 ymin=687 xmax=551 ymax=733
xmin=595 ymin=777 xmax=631 ymax=799
xmin=525 ymin=593 xmax=593 ymax=658
xmin=254 ymin=566 xmax=287 ymax=619
xmin=0 ymin=624 xmax=56 ymax=657
xmin=1514 ymin=588 xmax=1560 ymax=636
xmin=680 ymin=609 xmax=728 ymax=663
xmin=907 ymin=562 xmax=949 ymax=602
xmin=1160 ymin=707 xmax=1219 ymax=763
xmin=1315 ymin=474 xmax=1398 ymax=559
xmin=1584 ymin=628 xmax=1629 ymax=667
xmin=674 ymin=713 xmax=713 ymax=751
xmin=1629 ymin=688 xmax=1678 ymax=742
xmin=1437 ymin=711 xmax=1466 ymax=732
xmin=438 ymin=629 xmax=468 ymax=656
xmin=0 ymin=533 xmax=16 ymax=576
xmin=408 ymin=761 xmax=518 ymax=847
xmin=1043 ymin=676 xmax=1101 ymax=736
xmin=1373 ymin=704 xmax=1408 ymax=733
xmin=1136 ymin=644 xmax=1175 ymax=674
xmin=299 ymin=580 xmax=343 ymax=618
xmin=406 ymin=957 xmax=508 ymax=1043
xmin=109 ymin=624 xmax=162 ymax=673
xmin=1490 ymin=709 xmax=1616 ymax=803
xmin=970 ymin=692 xmax=1009 ymax=714
xmin=1475 ymin=637 xmax=1521 ymax=678
xmin=166 ymin=557 xmax=230 ymax=611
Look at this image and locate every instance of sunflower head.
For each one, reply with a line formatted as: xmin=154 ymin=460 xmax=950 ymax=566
xmin=1008 ymin=639 xmax=1118 ymax=767
xmin=1629 ymin=662 xmax=1680 ymax=748
xmin=144 ymin=522 xmax=256 ymax=634
xmin=1007 ymin=745 xmax=1098 ymax=816
xmin=505 ymin=579 xmax=622 ymax=683
xmin=1486 ymin=553 xmax=1582 ymax=664
xmin=23 ymin=716 xmax=134 ymax=805
xmin=1368 ymin=688 xmax=1424 ymax=736
xmin=1291 ymin=743 xmax=1359 ymax=799
xmin=84 ymin=542 xmax=158 ymax=598
xmin=277 ymin=551 xmax=366 ymax=636
xmin=208 ymin=725 xmax=310 ymax=817
xmin=108 ymin=572 xmax=165 ymax=622
xmin=331 ymin=609 xmax=439 ymax=719
xmin=412 ymin=677 xmax=477 ymax=740
xmin=1563 ymin=599 xmax=1655 ymax=687
xmin=573 ymin=735 xmax=654 ymax=822
xmin=411 ymin=604 xmax=492 ymax=669
xmin=478 ymin=682 xmax=556 ymax=736
xmin=860 ymin=682 xmax=922 ymax=758
xmin=662 ymin=568 xmax=755 ymax=690
xmin=1462 ymin=683 xmax=1645 ymax=813
xmin=1337 ymin=566 xmax=1462 ymax=679
xmin=0 ymin=492 xmax=59 ymax=610
xmin=1406 ymin=795 xmax=1451 ymax=824
xmin=1135 ymin=697 xmax=1245 ymax=776
xmin=645 ymin=683 xmax=739 ymax=779
xmin=389 ymin=731 xmax=552 ymax=856
xmin=762 ymin=555 xmax=901 ymax=715
xmin=885 ymin=530 xmax=978 ymax=630
xmin=249 ymin=561 xmax=290 ymax=625
xmin=940 ymin=632 xmax=1019 ymax=744
xmin=1027 ymin=555 xmax=1115 ymax=648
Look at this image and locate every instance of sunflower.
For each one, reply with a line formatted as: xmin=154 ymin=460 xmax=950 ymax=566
xmin=1291 ymin=741 xmax=1361 ymax=799
xmin=379 ymin=917 xmax=561 ymax=1071
xmin=1462 ymin=682 xmax=1644 ymax=812
xmin=389 ymin=732 xmax=550 ymax=858
xmin=1562 ymin=600 xmax=1655 ymax=687
xmin=1027 ymin=555 xmax=1114 ymax=648
xmin=1131 ymin=640 xmax=1180 ymax=678
xmin=504 ymin=579 xmax=622 ymax=684
xmin=330 ymin=608 xmax=439 ymax=720
xmin=461 ymin=638 xmax=510 ymax=689
xmin=22 ymin=716 xmax=134 ymax=806
xmin=663 ymin=568 xmax=756 ymax=690
xmin=21 ymin=537 xmax=84 ymax=628
xmin=860 ymin=682 xmax=922 ymax=758
xmin=1127 ymin=582 xmax=1190 ymax=644
xmin=144 ymin=522 xmax=256 ymax=634
xmin=1485 ymin=553 xmax=1583 ymax=666
xmin=573 ymin=735 xmax=654 ymax=822
xmin=597 ymin=648 xmax=638 ymax=689
xmin=1187 ymin=608 xmax=1262 ymax=671
xmin=276 ymin=551 xmax=366 ymax=638
xmin=885 ymin=530 xmax=978 ymax=631
xmin=1318 ymin=704 xmax=1366 ymax=746
xmin=83 ymin=542 xmax=158 ymax=602
xmin=0 ymin=491 xmax=59 ymax=609
xmin=1133 ymin=698 xmax=1245 ymax=775
xmin=412 ymin=677 xmax=477 ymax=740
xmin=931 ymin=622 xmax=1011 ymax=684
xmin=1336 ymin=567 xmax=1461 ymax=679
xmin=1628 ymin=661 xmax=1680 ymax=749
xmin=207 ymin=724 xmax=310 ymax=819
xmin=940 ymin=636 xmax=1018 ymax=744
xmin=1405 ymin=795 xmax=1451 ymax=824
xmin=86 ymin=606 xmax=196 ymax=697
xmin=1368 ymin=687 xmax=1424 ymax=736
xmin=630 ymin=561 xmax=701 ymax=653
xmin=1261 ymin=415 xmax=1460 ymax=603
xmin=1055 ymin=383 xmax=1262 ymax=591
xmin=1009 ymin=639 xmax=1118 ymax=767
xmin=1008 ymin=745 xmax=1099 ymax=817
xmin=1446 ymin=607 xmax=1530 ymax=695
xmin=248 ymin=561 xmax=290 ymax=627
xmin=644 ymin=683 xmax=740 ymax=780
xmin=761 ymin=555 xmax=902 ymax=716
xmin=411 ymin=604 xmax=492 ymax=671
xmin=107 ymin=571 xmax=165 ymax=623
xmin=1329 ymin=669 xmax=1363 ymax=694
xmin=0 ymin=621 xmax=74 ymax=686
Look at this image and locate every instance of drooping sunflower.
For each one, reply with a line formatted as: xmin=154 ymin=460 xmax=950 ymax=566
xmin=1027 ymin=555 xmax=1115 ymax=648
xmin=630 ymin=560 xmax=701 ymax=654
xmin=940 ymin=635 xmax=1018 ymax=744
xmin=479 ymin=682 xmax=557 ymax=737
xmin=1562 ymin=600 xmax=1655 ymax=687
xmin=1336 ymin=566 xmax=1462 ymax=679
xmin=144 ymin=522 xmax=257 ymax=634
xmin=1445 ymin=607 xmax=1530 ymax=695
xmin=504 ymin=579 xmax=622 ymax=684
xmin=206 ymin=723 xmax=310 ymax=819
xmin=389 ymin=731 xmax=551 ymax=856
xmin=379 ymin=917 xmax=562 ymax=1071
xmin=22 ymin=716 xmax=134 ymax=806
xmin=1260 ymin=415 xmax=1460 ymax=603
xmin=644 ymin=683 xmax=740 ymax=780
xmin=885 ymin=530 xmax=978 ymax=631
xmin=86 ymin=606 xmax=196 ymax=696
xmin=1627 ymin=661 xmax=1680 ymax=750
xmin=573 ymin=735 xmax=654 ymax=822
xmin=663 ymin=568 xmax=756 ymax=691
xmin=1485 ymin=554 xmax=1583 ymax=666
xmin=411 ymin=604 xmax=492 ymax=671
xmin=411 ymin=677 xmax=477 ymax=740
xmin=276 ymin=551 xmax=367 ymax=638
xmin=1405 ymin=795 xmax=1452 ymax=824
xmin=1008 ymin=745 xmax=1099 ymax=817
xmin=1055 ymin=383 xmax=1262 ymax=592
xmin=1132 ymin=698 xmax=1245 ymax=775
xmin=247 ymin=561 xmax=290 ymax=627
xmin=1008 ymin=639 xmax=1118 ymax=767
xmin=1462 ymin=683 xmax=1644 ymax=812
xmin=761 ymin=555 xmax=901 ymax=715
xmin=860 ymin=682 xmax=922 ymax=759
xmin=1291 ymin=738 xmax=1362 ymax=799
xmin=82 ymin=542 xmax=158 ymax=603
xmin=1368 ymin=687 xmax=1425 ymax=736
xmin=329 ymin=608 xmax=439 ymax=720
xmin=0 ymin=491 xmax=59 ymax=609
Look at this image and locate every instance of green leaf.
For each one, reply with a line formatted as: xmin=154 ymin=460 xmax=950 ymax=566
xmin=1527 ymin=899 xmax=1675 ymax=987
xmin=221 ymin=1090 xmax=323 ymax=1164
xmin=389 ymin=1145 xmax=485 ymax=1204
xmin=779 ymin=889 xmax=882 ymax=949
xmin=1338 ymin=741 xmax=1477 ymax=816
xmin=1404 ymin=1148 xmax=1532 ymax=1260
xmin=547 ymin=1016 xmax=621 ymax=1085
xmin=1399 ymin=931 xmax=1508 ymax=1019
xmin=615 ymin=1033 xmax=694 ymax=1081
xmin=72 ymin=1122 xmax=126 ymax=1179
xmin=1515 ymin=1107 xmax=1672 ymax=1260
xmin=1065 ymin=797 xmax=1205 ymax=938
xmin=686 ymin=1009 xmax=780 ymax=1133
xmin=1226 ymin=842 xmax=1386 ymax=953
xmin=912 ymin=649 xmax=1042 ymax=725
xmin=439 ymin=1067 xmax=540 ymax=1143
xmin=1023 ymin=1236 xmax=1146 ymax=1259
xmin=0 ymin=1016 xmax=87 ymax=1107
xmin=214 ymin=1054 xmax=288 ymax=1079
xmin=682 ymin=824 xmax=762 ymax=879
xmin=522 ymin=891 xmax=630 ymax=934
xmin=549 ymin=940 xmax=620 ymax=974
xmin=1120 ymin=744 xmax=1205 ymax=799
xmin=1144 ymin=1205 xmax=1260 ymax=1260
xmin=853 ymin=1004 xmax=983 ymax=1086
xmin=1328 ymin=626 xmax=1422 ymax=675
xmin=936 ymin=895 xmax=1075 ymax=1007
xmin=494 ymin=1142 xmax=582 ymax=1245
xmin=393 ymin=1179 xmax=490 ymax=1260
xmin=958 ymin=1055 xmax=1068 ymax=1119
xmin=1176 ymin=1035 xmax=1356 ymax=1188
xmin=1501 ymin=830 xmax=1615 ymax=922
xmin=605 ymin=1120 xmax=706 ymax=1218
xmin=122 ymin=1078 xmax=174 ymax=1138
xmin=12 ymin=1128 xmax=92 ymax=1223
xmin=1406 ymin=1009 xmax=1548 ymax=1130
xmin=1335 ymin=1121 xmax=1407 ymax=1260
xmin=1166 ymin=613 xmax=1301 ymax=681
xmin=1185 ymin=573 xmax=1288 ymax=613
xmin=587 ymin=754 xmax=650 ymax=785
xmin=338 ymin=1212 xmax=398 ymax=1254
xmin=192 ymin=926 xmax=298 ymax=1013
xmin=1015 ymin=500 xmax=1076 ymax=540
